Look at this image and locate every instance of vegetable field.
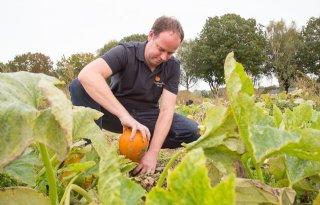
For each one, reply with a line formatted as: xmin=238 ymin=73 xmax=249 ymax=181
xmin=1 ymin=53 xmax=320 ymax=205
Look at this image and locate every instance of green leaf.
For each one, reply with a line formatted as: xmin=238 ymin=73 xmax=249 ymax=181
xmin=1 ymin=149 xmax=42 ymax=186
xmin=0 ymin=72 xmax=73 ymax=167
xmin=119 ymin=176 xmax=146 ymax=205
xmin=72 ymin=106 xmax=103 ymax=141
xmin=59 ymin=161 xmax=96 ymax=173
xmin=267 ymin=156 xmax=286 ymax=181
xmin=285 ymin=155 xmax=320 ymax=187
xmin=146 ymin=149 xmax=235 ymax=205
xmin=249 ymin=125 xmax=300 ymax=162
xmin=204 ymin=145 xmax=242 ymax=177
xmin=36 ymin=79 xmax=73 ymax=160
xmin=0 ymin=187 xmax=51 ymax=205
xmin=186 ymin=105 xmax=238 ymax=151
xmin=273 ymin=104 xmax=283 ymax=129
xmin=285 ymin=128 xmax=320 ymax=160
xmin=235 ymin=178 xmax=296 ymax=204
xmin=284 ymin=103 xmax=313 ymax=129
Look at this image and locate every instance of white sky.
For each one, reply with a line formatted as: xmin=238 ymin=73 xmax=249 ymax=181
xmin=1 ymin=0 xmax=319 ymax=88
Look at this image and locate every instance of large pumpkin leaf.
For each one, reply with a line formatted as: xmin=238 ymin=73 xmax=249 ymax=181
xmin=146 ymin=148 xmax=235 ymax=205
xmin=36 ymin=79 xmax=73 ymax=160
xmin=235 ymin=178 xmax=296 ymax=204
xmin=284 ymin=128 xmax=320 ymax=160
xmin=0 ymin=149 xmax=42 ymax=186
xmin=119 ymin=176 xmax=146 ymax=205
xmin=285 ymin=155 xmax=320 ymax=187
xmin=0 ymin=103 xmax=35 ymax=168
xmin=0 ymin=72 xmax=72 ymax=167
xmin=186 ymin=105 xmax=238 ymax=151
xmin=0 ymin=187 xmax=50 ymax=205
xmin=249 ymin=125 xmax=300 ymax=162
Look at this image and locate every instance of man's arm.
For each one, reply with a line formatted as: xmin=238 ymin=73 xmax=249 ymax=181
xmin=134 ymin=88 xmax=177 ymax=175
xmin=78 ymin=58 xmax=150 ymax=140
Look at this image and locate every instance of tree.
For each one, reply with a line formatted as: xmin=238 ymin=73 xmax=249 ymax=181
xmin=96 ymin=40 xmax=119 ymax=57
xmin=266 ymin=20 xmax=302 ymax=92
xmin=55 ymin=53 xmax=95 ymax=84
xmin=299 ymin=17 xmax=320 ymax=79
xmin=7 ymin=52 xmax=53 ymax=75
xmin=192 ymin=14 xmax=267 ymax=93
xmin=0 ymin=62 xmax=10 ymax=72
xmin=120 ymin=33 xmax=147 ymax=43
xmin=96 ymin=34 xmax=148 ymax=57
xmin=176 ymin=40 xmax=199 ymax=91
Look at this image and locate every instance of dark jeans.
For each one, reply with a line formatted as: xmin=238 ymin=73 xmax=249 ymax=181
xmin=69 ymin=78 xmax=200 ymax=148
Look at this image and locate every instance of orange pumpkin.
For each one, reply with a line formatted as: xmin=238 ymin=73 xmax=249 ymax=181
xmin=119 ymin=129 xmax=149 ymax=162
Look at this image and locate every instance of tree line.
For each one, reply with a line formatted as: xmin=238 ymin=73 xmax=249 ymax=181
xmin=1 ymin=14 xmax=319 ymax=93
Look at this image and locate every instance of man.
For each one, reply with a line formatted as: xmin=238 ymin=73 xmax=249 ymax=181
xmin=69 ymin=16 xmax=199 ymax=175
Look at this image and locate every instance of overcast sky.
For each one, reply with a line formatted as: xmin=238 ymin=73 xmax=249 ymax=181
xmin=1 ymin=0 xmax=319 ymax=64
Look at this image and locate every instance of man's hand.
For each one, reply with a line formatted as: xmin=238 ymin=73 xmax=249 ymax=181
xmin=133 ymin=150 xmax=159 ymax=175
xmin=119 ymin=114 xmax=151 ymax=142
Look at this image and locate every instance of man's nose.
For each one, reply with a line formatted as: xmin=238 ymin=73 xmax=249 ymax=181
xmin=160 ymin=52 xmax=169 ymax=61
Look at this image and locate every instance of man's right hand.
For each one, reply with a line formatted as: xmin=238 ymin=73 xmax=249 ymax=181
xmin=119 ymin=114 xmax=151 ymax=142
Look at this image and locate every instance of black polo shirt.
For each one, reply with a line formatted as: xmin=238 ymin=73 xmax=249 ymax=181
xmin=101 ymin=41 xmax=180 ymax=110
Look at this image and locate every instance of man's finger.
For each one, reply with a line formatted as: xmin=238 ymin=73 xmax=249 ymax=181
xmin=133 ymin=164 xmax=142 ymax=175
xmin=130 ymin=127 xmax=137 ymax=141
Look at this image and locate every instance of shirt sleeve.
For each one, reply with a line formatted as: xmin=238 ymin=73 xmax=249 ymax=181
xmin=164 ymin=60 xmax=180 ymax=95
xmin=101 ymin=44 xmax=127 ymax=75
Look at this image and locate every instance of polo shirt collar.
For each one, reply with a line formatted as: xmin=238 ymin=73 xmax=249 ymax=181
xmin=136 ymin=41 xmax=147 ymax=62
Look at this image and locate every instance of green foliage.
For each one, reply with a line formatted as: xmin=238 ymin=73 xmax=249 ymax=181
xmin=0 ymin=72 xmax=72 ymax=167
xmin=0 ymin=149 xmax=42 ymax=186
xmin=266 ymin=20 xmax=303 ymax=92
xmin=191 ymin=13 xmax=267 ymax=93
xmin=176 ymin=40 xmax=199 ymax=90
xmin=96 ymin=33 xmax=147 ymax=57
xmin=0 ymin=187 xmax=51 ymax=205
xmin=299 ymin=16 xmax=320 ymax=77
xmin=120 ymin=33 xmax=147 ymax=43
xmin=0 ymin=62 xmax=10 ymax=72
xmin=146 ymin=149 xmax=236 ymax=205
xmin=0 ymin=173 xmax=19 ymax=187
xmin=55 ymin=52 xmax=95 ymax=85
xmin=96 ymin=40 xmax=119 ymax=57
xmin=6 ymin=52 xmax=54 ymax=75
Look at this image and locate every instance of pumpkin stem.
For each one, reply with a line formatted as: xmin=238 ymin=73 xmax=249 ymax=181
xmin=156 ymin=148 xmax=186 ymax=188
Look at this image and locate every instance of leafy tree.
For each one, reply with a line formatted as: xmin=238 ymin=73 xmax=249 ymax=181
xmin=0 ymin=62 xmax=10 ymax=73
xmin=176 ymin=40 xmax=199 ymax=91
xmin=192 ymin=14 xmax=267 ymax=93
xmin=55 ymin=53 xmax=95 ymax=84
xmin=96 ymin=34 xmax=148 ymax=57
xmin=96 ymin=40 xmax=119 ymax=57
xmin=266 ymin=20 xmax=302 ymax=92
xmin=7 ymin=52 xmax=53 ymax=75
xmin=299 ymin=17 xmax=320 ymax=79
xmin=120 ymin=33 xmax=147 ymax=43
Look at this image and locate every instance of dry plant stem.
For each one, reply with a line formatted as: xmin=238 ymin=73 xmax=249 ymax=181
xmin=39 ymin=143 xmax=58 ymax=205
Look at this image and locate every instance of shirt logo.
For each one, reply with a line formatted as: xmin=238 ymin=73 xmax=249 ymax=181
xmin=154 ymin=76 xmax=165 ymax=87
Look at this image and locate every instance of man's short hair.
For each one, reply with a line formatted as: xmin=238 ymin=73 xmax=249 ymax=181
xmin=151 ymin=16 xmax=184 ymax=42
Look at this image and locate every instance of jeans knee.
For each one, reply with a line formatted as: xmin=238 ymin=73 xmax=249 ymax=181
xmin=187 ymin=119 xmax=200 ymax=141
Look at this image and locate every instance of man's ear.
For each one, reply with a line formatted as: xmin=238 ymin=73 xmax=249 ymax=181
xmin=147 ymin=30 xmax=154 ymax=41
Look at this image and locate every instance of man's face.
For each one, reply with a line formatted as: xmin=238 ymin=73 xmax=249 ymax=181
xmin=145 ymin=30 xmax=181 ymax=70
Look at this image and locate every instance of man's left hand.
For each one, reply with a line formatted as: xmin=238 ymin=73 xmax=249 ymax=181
xmin=133 ymin=150 xmax=158 ymax=175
